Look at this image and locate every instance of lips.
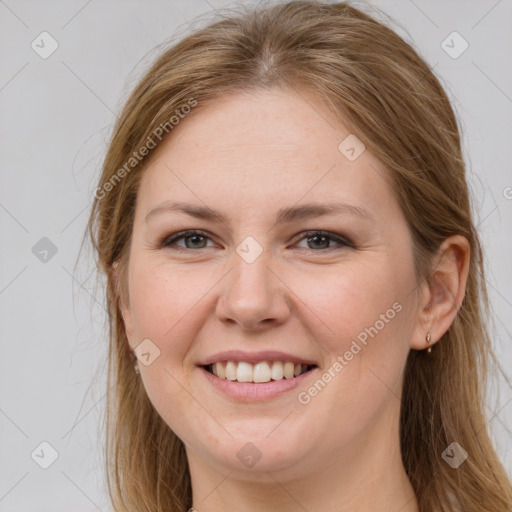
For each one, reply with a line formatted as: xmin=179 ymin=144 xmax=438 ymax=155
xmin=199 ymin=362 xmax=318 ymax=401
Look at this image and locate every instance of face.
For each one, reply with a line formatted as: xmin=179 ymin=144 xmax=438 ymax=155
xmin=120 ymin=87 xmax=423 ymax=479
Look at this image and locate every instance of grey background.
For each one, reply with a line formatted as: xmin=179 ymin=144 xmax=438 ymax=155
xmin=0 ymin=0 xmax=511 ymax=510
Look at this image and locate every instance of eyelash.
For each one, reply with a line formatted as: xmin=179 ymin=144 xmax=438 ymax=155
xmin=159 ymin=229 xmax=353 ymax=252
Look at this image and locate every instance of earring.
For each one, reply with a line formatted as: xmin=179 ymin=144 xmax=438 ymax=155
xmin=426 ymin=332 xmax=432 ymax=353
xmin=134 ymin=360 xmax=140 ymax=373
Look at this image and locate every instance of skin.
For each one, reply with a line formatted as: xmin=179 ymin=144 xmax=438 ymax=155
xmin=118 ymin=87 xmax=470 ymax=512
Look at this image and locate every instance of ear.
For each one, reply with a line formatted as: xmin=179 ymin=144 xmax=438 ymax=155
xmin=110 ymin=260 xmax=135 ymax=347
xmin=410 ymin=235 xmax=470 ymax=351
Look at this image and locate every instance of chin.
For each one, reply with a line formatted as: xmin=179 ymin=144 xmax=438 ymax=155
xmin=188 ymin=423 xmax=313 ymax=476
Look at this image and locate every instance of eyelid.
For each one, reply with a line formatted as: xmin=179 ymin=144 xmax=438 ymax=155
xmin=160 ymin=229 xmax=353 ymax=251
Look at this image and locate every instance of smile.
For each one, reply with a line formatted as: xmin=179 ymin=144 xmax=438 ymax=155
xmin=205 ymin=361 xmax=317 ymax=383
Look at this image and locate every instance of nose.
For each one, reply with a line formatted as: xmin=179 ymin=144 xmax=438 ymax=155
xmin=215 ymin=248 xmax=291 ymax=331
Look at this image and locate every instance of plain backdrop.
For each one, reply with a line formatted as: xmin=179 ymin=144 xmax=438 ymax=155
xmin=0 ymin=0 xmax=511 ymax=510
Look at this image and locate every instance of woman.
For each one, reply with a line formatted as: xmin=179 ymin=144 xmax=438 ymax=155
xmin=86 ymin=1 xmax=512 ymax=511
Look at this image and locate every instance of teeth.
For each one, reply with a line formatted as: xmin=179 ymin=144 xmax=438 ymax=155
xmin=236 ymin=362 xmax=253 ymax=382
xmin=271 ymin=361 xmax=284 ymax=380
xmin=225 ymin=361 xmax=237 ymax=381
xmin=216 ymin=361 xmax=226 ymax=379
xmin=209 ymin=361 xmax=313 ymax=383
xmin=253 ymin=362 xmax=271 ymax=383
xmin=284 ymin=361 xmax=295 ymax=379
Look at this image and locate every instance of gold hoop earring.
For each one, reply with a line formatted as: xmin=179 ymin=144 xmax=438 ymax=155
xmin=426 ymin=332 xmax=432 ymax=353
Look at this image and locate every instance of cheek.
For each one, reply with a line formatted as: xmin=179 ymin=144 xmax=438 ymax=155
xmin=127 ymin=259 xmax=207 ymax=356
xmin=292 ymin=258 xmax=413 ymax=407
xmin=128 ymin=261 xmax=214 ymax=440
xmin=294 ymin=263 xmax=412 ymax=427
xmin=287 ymin=259 xmax=405 ymax=348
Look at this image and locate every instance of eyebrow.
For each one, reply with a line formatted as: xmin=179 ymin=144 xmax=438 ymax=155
xmin=144 ymin=201 xmax=375 ymax=225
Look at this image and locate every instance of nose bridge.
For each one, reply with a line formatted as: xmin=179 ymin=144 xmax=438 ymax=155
xmin=216 ymin=240 xmax=289 ymax=329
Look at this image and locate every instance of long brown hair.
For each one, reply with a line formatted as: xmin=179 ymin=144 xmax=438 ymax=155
xmin=85 ymin=1 xmax=512 ymax=510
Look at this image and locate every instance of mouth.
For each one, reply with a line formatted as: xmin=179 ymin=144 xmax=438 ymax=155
xmin=197 ymin=350 xmax=320 ymax=401
xmin=202 ymin=360 xmax=318 ymax=383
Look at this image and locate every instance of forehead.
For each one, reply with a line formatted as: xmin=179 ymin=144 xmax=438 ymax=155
xmin=136 ymin=88 xmax=396 ymax=221
xmin=153 ymin=88 xmax=346 ymax=164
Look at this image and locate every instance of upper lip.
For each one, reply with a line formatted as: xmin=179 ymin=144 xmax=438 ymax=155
xmin=199 ymin=350 xmax=318 ymax=366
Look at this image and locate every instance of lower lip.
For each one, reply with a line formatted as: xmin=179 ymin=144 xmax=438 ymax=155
xmin=199 ymin=366 xmax=317 ymax=401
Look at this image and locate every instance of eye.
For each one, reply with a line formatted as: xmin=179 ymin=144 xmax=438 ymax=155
xmin=294 ymin=231 xmax=352 ymax=251
xmin=161 ymin=230 xmax=214 ymax=250
xmin=160 ymin=229 xmax=352 ymax=252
